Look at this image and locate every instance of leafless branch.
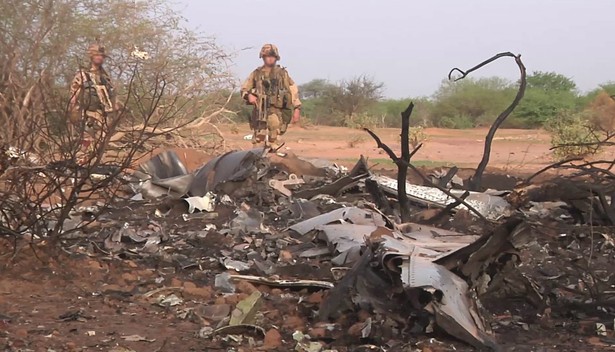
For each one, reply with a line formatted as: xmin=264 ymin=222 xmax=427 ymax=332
xmin=450 ymin=52 xmax=527 ymax=191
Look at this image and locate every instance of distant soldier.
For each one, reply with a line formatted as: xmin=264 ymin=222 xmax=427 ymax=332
xmin=69 ymin=43 xmax=116 ymax=158
xmin=241 ymin=44 xmax=301 ymax=148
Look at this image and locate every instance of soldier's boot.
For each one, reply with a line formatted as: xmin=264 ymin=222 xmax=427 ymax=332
xmin=252 ymin=130 xmax=266 ymax=145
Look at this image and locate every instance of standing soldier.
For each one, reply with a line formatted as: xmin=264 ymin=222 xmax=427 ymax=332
xmin=241 ymin=44 xmax=301 ymax=148
xmin=69 ymin=43 xmax=116 ymax=160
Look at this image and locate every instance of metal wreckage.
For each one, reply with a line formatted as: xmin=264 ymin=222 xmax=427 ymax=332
xmin=119 ymin=145 xmax=538 ymax=351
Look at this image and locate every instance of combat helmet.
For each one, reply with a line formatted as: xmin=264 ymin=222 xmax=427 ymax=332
xmin=87 ymin=43 xmax=107 ymax=59
xmin=259 ymin=44 xmax=280 ymax=60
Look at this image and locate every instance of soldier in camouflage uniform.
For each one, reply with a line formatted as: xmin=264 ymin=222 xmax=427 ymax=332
xmin=240 ymin=44 xmax=301 ymax=148
xmin=69 ymin=43 xmax=116 ymax=158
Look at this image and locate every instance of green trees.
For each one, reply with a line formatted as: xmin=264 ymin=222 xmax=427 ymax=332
xmin=430 ymin=77 xmax=516 ymax=128
xmin=298 ymin=71 xmax=613 ymax=130
xmin=299 ymin=79 xmax=336 ymax=100
xmin=299 ymin=76 xmax=383 ymax=126
xmin=326 ymin=76 xmax=384 ymax=125
xmin=514 ymin=72 xmax=579 ymax=127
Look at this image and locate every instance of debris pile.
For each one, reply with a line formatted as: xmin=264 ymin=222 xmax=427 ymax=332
xmin=3 ymin=145 xmax=615 ymax=351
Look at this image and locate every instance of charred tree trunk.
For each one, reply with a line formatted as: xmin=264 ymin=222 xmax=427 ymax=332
xmin=364 ymin=103 xmax=415 ymax=222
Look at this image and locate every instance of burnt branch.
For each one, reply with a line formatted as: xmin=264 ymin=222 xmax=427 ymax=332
xmin=523 ymin=157 xmax=584 ymax=185
xmin=363 ymin=103 xmax=415 ymax=222
xmin=450 ymin=52 xmax=527 ymax=191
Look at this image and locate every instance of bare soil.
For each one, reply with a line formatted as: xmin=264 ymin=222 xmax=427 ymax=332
xmin=220 ymin=125 xmax=555 ymax=171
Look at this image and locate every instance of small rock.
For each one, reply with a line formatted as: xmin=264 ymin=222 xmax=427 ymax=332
xmin=14 ymin=328 xmax=28 ymax=338
xmin=265 ymin=309 xmax=281 ymax=321
xmin=125 ymin=260 xmax=139 ymax=268
xmin=136 ymin=269 xmax=154 ymax=278
xmin=121 ymin=272 xmax=138 ymax=282
xmin=278 ymin=250 xmax=293 ymax=263
xmin=183 ymin=281 xmax=197 ymax=290
xmin=214 ymin=272 xmax=236 ymax=293
xmin=198 ymin=304 xmax=231 ymax=322
xmin=348 ymin=322 xmax=364 ymax=337
xmin=263 ymin=328 xmax=282 ymax=349
xmin=224 ymin=294 xmax=243 ymax=305
xmin=214 ymin=297 xmax=226 ymax=305
xmin=236 ymin=280 xmax=259 ymax=295
xmin=283 ymin=315 xmax=305 ymax=331
xmin=306 ymin=292 xmax=323 ymax=305
xmin=256 ymin=284 xmax=271 ymax=294
xmin=184 ymin=285 xmax=213 ymax=300
xmin=308 ymin=327 xmax=327 ymax=339
xmin=357 ymin=310 xmax=371 ymax=321
xmin=84 ymin=260 xmax=104 ymax=270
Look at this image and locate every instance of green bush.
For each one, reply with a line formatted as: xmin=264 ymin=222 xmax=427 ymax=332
xmin=545 ymin=111 xmax=600 ymax=160
xmin=438 ymin=115 xmax=475 ymax=129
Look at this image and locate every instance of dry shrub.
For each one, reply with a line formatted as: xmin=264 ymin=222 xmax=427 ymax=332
xmin=347 ymin=134 xmax=367 ymax=148
xmin=0 ymin=0 xmax=233 ymax=253
xmin=347 ymin=113 xmax=378 ymax=129
xmin=587 ymin=91 xmax=615 ymax=134
xmin=546 ymin=111 xmax=600 ymax=160
xmin=409 ymin=126 xmax=428 ymax=148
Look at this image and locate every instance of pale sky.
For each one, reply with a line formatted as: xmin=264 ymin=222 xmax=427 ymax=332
xmin=176 ymin=0 xmax=614 ymax=98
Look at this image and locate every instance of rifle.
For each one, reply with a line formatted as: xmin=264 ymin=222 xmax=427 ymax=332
xmin=249 ymin=81 xmax=270 ymax=130
xmin=81 ymin=70 xmax=114 ymax=114
xmin=95 ymin=84 xmax=114 ymax=113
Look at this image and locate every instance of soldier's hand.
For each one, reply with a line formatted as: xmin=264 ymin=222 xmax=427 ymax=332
xmin=292 ymin=108 xmax=301 ymax=123
xmin=247 ymin=94 xmax=258 ymax=105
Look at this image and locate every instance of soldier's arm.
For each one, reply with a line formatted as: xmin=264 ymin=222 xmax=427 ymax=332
xmin=69 ymin=71 xmax=83 ymax=109
xmin=104 ymin=74 xmax=120 ymax=110
xmin=286 ymin=72 xmax=302 ymax=108
xmin=105 ymin=74 xmax=115 ymax=99
xmin=240 ymin=71 xmax=257 ymax=100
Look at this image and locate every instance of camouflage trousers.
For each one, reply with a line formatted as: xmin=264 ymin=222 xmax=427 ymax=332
xmin=75 ymin=110 xmax=106 ymax=162
xmin=251 ymin=108 xmax=291 ymax=146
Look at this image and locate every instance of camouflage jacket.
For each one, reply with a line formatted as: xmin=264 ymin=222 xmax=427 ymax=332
xmin=240 ymin=65 xmax=301 ymax=110
xmin=70 ymin=67 xmax=115 ymax=113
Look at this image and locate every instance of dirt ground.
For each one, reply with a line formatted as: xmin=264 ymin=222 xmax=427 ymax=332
xmin=218 ymin=125 xmax=556 ymax=171
xmin=2 ymin=126 xmax=615 ymax=352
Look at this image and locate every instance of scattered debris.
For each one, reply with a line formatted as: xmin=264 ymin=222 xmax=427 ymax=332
xmin=229 ymin=275 xmax=335 ymax=290
xmin=215 ymin=272 xmax=236 ymax=293
xmin=190 ymin=148 xmax=268 ymax=197
xmin=121 ymin=335 xmax=155 ymax=343
xmin=156 ymin=294 xmax=183 ymax=307
xmin=8 ymin=128 xmax=615 ymax=351
xmin=229 ymin=291 xmax=262 ymax=325
xmin=269 ymin=174 xmax=305 ymax=197
xmin=222 ymin=258 xmax=251 ymax=272
xmin=373 ymin=175 xmax=512 ymax=220
xmin=184 ymin=192 xmax=216 ymax=213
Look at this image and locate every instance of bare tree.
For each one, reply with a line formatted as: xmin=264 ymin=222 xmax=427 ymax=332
xmin=327 ymin=75 xmax=384 ymax=124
